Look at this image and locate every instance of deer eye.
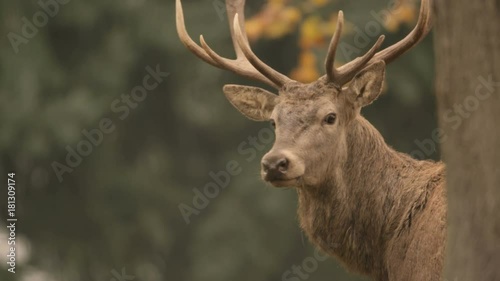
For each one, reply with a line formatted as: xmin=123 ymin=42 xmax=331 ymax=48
xmin=270 ymin=119 xmax=276 ymax=128
xmin=324 ymin=113 xmax=337 ymax=125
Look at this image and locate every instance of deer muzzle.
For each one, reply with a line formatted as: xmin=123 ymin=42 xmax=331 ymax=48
xmin=261 ymin=150 xmax=305 ymax=187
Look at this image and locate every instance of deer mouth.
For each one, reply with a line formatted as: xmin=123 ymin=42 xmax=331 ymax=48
xmin=260 ymin=150 xmax=306 ymax=187
xmin=267 ymin=177 xmax=301 ymax=188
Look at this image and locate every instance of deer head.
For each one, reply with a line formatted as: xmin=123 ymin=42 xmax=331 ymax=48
xmin=176 ymin=0 xmax=432 ymax=188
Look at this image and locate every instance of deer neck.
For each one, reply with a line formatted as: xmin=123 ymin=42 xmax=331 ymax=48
xmin=296 ymin=116 xmax=442 ymax=276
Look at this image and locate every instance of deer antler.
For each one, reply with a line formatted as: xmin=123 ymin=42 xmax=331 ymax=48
xmin=325 ymin=0 xmax=432 ymax=87
xmin=176 ymin=0 xmax=293 ymax=89
xmin=325 ymin=11 xmax=386 ymax=87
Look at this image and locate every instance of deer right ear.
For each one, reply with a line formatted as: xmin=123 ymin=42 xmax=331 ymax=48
xmin=223 ymin=84 xmax=278 ymax=121
xmin=347 ymin=61 xmax=386 ymax=108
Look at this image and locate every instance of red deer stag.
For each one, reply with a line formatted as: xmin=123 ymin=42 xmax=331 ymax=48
xmin=176 ymin=0 xmax=446 ymax=280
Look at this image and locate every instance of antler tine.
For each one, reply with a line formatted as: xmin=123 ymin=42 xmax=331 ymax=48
xmin=225 ymin=0 xmax=247 ymax=59
xmin=199 ymin=35 xmax=277 ymax=88
xmin=369 ymin=0 xmax=432 ymax=65
xmin=325 ymin=0 xmax=431 ymax=87
xmin=335 ymin=35 xmax=385 ymax=86
xmin=233 ymin=14 xmax=293 ymax=88
xmin=175 ymin=0 xmax=292 ymax=89
xmin=325 ymin=11 xmax=344 ymax=83
xmin=175 ymin=0 xmax=218 ymax=67
xmin=325 ymin=11 xmax=385 ymax=86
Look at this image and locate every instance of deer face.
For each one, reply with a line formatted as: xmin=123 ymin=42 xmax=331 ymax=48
xmin=177 ymin=0 xmax=430 ymax=186
xmin=224 ymin=62 xmax=385 ymax=187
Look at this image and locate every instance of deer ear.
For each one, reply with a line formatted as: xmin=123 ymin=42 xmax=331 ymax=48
xmin=347 ymin=61 xmax=386 ymax=108
xmin=223 ymin=84 xmax=278 ymax=121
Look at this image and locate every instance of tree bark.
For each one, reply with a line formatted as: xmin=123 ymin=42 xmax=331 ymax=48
xmin=434 ymin=1 xmax=500 ymax=280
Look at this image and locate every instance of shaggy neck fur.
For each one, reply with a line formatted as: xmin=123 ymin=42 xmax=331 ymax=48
xmin=297 ymin=116 xmax=445 ymax=280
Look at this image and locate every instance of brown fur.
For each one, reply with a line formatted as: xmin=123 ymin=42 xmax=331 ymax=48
xmin=223 ymin=63 xmax=447 ymax=281
xmin=297 ymin=116 xmax=446 ymax=281
xmin=177 ymin=0 xmax=443 ymax=277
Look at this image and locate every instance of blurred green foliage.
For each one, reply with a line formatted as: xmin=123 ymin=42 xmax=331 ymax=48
xmin=0 ymin=0 xmax=437 ymax=280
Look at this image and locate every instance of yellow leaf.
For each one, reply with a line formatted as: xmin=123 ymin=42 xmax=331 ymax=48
xmin=265 ymin=21 xmax=291 ymax=39
xmin=299 ymin=16 xmax=325 ymax=49
xmin=299 ymin=51 xmax=316 ymax=66
xmin=398 ymin=4 xmax=417 ymax=24
xmin=269 ymin=0 xmax=286 ymax=5
xmin=384 ymin=17 xmax=400 ymax=32
xmin=385 ymin=2 xmax=417 ymax=31
xmin=267 ymin=0 xmax=286 ymax=12
xmin=290 ymin=51 xmax=320 ymax=83
xmin=281 ymin=7 xmax=302 ymax=24
xmin=263 ymin=6 xmax=302 ymax=38
xmin=246 ymin=18 xmax=265 ymax=41
xmin=309 ymin=0 xmax=330 ymax=7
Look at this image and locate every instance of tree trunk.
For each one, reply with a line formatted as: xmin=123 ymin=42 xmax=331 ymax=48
xmin=434 ymin=1 xmax=500 ymax=280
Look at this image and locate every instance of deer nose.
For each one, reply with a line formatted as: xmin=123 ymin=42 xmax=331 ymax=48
xmin=262 ymin=155 xmax=289 ymax=181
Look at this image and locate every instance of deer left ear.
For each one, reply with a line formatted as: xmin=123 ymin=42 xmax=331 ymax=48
xmin=223 ymin=84 xmax=278 ymax=121
xmin=347 ymin=61 xmax=386 ymax=108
